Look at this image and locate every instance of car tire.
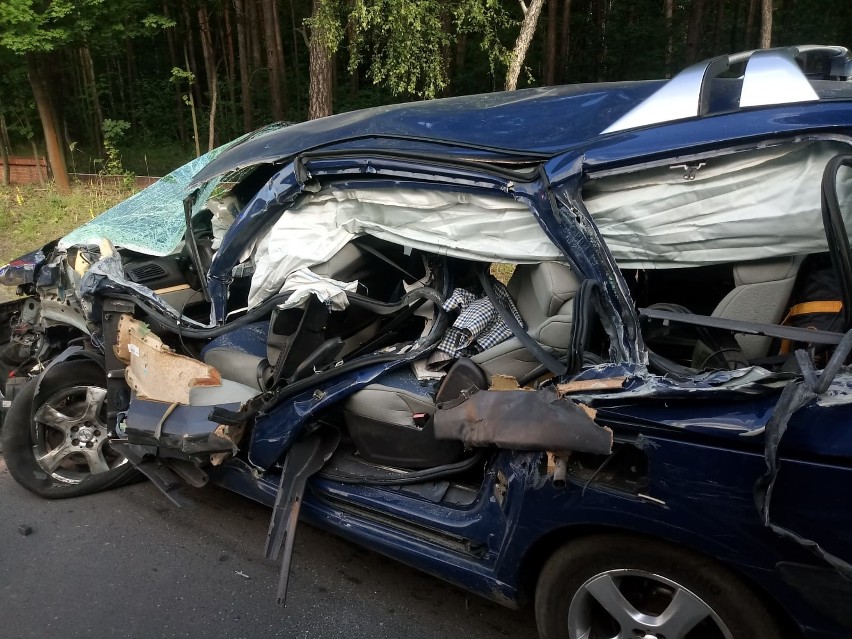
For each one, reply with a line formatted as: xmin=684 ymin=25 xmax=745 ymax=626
xmin=535 ymin=534 xmax=788 ymax=639
xmin=1 ymin=360 xmax=139 ymax=499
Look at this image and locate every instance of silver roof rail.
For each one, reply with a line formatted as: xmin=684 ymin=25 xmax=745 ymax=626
xmin=602 ymin=45 xmax=849 ymax=134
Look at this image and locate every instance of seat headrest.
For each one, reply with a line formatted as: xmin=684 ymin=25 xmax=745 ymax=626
xmin=509 ymin=262 xmax=579 ymax=317
xmin=733 ymin=256 xmax=803 ymax=286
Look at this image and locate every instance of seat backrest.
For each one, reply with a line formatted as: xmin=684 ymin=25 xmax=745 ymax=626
xmin=508 ymin=262 xmax=580 ymax=346
xmin=711 ymin=255 xmax=803 ymax=360
xmin=472 ymin=262 xmax=580 ymax=379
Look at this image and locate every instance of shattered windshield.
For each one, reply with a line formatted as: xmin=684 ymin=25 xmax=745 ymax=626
xmin=59 ymin=137 xmax=249 ymax=256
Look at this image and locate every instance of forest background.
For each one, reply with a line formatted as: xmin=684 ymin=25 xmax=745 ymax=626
xmin=0 ymin=0 xmax=849 ymax=194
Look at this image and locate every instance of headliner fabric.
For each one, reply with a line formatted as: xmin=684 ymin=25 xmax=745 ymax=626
xmin=249 ymin=188 xmax=562 ymax=308
xmin=583 ymin=140 xmax=852 ymax=269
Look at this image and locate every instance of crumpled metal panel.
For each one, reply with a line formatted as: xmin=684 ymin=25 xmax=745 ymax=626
xmin=0 ymin=248 xmax=46 ymax=286
xmin=59 ymin=141 xmax=242 ymax=257
xmin=434 ymin=386 xmax=613 ymax=454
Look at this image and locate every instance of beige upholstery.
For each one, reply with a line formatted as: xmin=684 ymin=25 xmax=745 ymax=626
xmin=472 ymin=262 xmax=580 ymax=379
xmin=711 ymin=256 xmax=803 ymax=360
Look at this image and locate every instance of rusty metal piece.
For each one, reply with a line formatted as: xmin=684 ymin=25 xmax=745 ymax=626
xmin=434 ymin=386 xmax=612 ymax=455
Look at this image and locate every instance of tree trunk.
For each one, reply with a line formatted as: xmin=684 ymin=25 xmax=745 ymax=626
xmin=0 ymin=115 xmax=9 ymax=186
xmin=247 ymin=0 xmax=263 ymax=72
xmin=685 ymin=0 xmax=706 ymax=64
xmin=223 ymin=4 xmax=239 ymax=135
xmin=163 ymin=1 xmax=187 ymax=145
xmin=31 ymin=140 xmax=45 ymax=185
xmin=197 ymin=5 xmax=217 ymax=96
xmin=506 ymin=0 xmax=547 ymax=91
xmin=197 ymin=4 xmax=219 ymax=146
xmin=0 ymin=112 xmax=11 ymax=155
xmin=270 ymin=0 xmax=289 ymax=113
xmin=746 ymin=0 xmax=758 ymax=49
xmin=71 ymin=48 xmax=93 ymax=150
xmin=182 ymin=1 xmax=204 ymax=111
xmin=712 ymin=0 xmax=726 ymax=55
xmin=544 ymin=0 xmax=559 ymax=85
xmin=759 ymin=0 xmax=772 ymax=48
xmin=125 ymin=39 xmax=139 ymax=131
xmin=261 ymin=0 xmax=285 ymax=120
xmin=81 ymin=45 xmax=104 ymax=153
xmin=664 ymin=0 xmax=673 ymax=75
xmin=208 ymin=75 xmax=218 ymax=152
xmin=27 ymin=55 xmax=69 ymax=193
xmin=559 ymin=0 xmax=571 ymax=82
xmin=235 ymin=0 xmax=253 ymax=132
xmin=184 ymin=47 xmax=202 ymax=158
xmin=308 ymin=0 xmax=333 ymax=119
xmin=289 ymin=0 xmax=303 ymax=114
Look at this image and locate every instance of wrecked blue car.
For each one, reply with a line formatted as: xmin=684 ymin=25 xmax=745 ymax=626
xmin=3 ymin=45 xmax=852 ymax=639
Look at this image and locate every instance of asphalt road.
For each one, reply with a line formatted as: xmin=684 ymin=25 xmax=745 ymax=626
xmin=0 ymin=457 xmax=538 ymax=639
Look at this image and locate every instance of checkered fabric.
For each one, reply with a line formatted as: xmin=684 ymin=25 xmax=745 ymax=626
xmin=428 ymin=277 xmax=525 ymax=369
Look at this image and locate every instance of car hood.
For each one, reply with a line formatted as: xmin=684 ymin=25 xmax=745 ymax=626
xmin=189 ymin=80 xmax=664 ymax=187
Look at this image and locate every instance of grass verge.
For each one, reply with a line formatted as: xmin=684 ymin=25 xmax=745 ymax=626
xmin=0 ymin=181 xmax=134 ymax=302
xmin=0 ymin=181 xmax=134 ymax=266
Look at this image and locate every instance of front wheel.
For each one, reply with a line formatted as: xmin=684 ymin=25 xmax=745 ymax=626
xmin=535 ymin=534 xmax=787 ymax=639
xmin=1 ymin=360 xmax=138 ymax=499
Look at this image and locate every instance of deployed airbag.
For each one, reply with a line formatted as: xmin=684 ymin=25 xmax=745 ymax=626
xmin=249 ymin=188 xmax=562 ymax=307
xmin=583 ymin=140 xmax=852 ymax=268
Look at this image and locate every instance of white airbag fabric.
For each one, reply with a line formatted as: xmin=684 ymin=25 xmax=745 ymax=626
xmin=583 ymin=140 xmax=852 ymax=269
xmin=249 ymin=188 xmax=561 ymax=307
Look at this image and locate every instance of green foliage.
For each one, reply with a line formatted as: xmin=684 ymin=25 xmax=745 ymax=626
xmin=0 ymin=0 xmax=103 ymax=54
xmin=170 ymin=65 xmax=196 ymax=108
xmin=345 ymin=0 xmax=515 ymax=99
xmin=306 ymin=0 xmax=346 ymax=53
xmin=101 ymin=118 xmax=132 ymax=179
xmin=454 ymin=0 xmax=514 ymax=79
xmin=348 ymin=0 xmax=451 ymax=98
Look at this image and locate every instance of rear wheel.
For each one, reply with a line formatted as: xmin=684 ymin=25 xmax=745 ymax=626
xmin=535 ymin=534 xmax=788 ymax=639
xmin=1 ymin=360 xmax=138 ymax=498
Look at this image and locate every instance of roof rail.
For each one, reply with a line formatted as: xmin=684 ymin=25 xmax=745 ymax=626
xmin=602 ymin=45 xmax=850 ymax=134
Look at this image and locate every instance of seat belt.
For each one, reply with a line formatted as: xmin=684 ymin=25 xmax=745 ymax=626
xmin=476 ymin=268 xmax=567 ymax=377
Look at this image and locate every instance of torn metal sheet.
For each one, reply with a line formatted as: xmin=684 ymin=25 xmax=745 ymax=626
xmin=116 ymin=316 xmax=221 ymax=404
xmin=434 ymin=386 xmax=612 ymax=454
xmin=563 ymin=362 xmax=796 ymax=405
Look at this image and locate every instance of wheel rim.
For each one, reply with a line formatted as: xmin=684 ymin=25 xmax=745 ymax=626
xmin=567 ymin=569 xmax=734 ymax=639
xmin=31 ymin=384 xmax=127 ymax=484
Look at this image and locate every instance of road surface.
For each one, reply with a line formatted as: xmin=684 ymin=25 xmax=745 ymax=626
xmin=0 ymin=457 xmax=538 ymax=639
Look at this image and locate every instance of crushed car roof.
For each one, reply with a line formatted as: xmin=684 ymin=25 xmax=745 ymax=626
xmin=189 ymin=81 xmax=665 ymax=186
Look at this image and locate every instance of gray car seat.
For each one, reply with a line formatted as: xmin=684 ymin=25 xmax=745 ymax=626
xmin=701 ymin=255 xmax=804 ymax=362
xmin=471 ymin=261 xmax=581 ymax=380
xmin=203 ymin=242 xmax=377 ymax=390
xmin=343 ymin=262 xmax=581 ymax=466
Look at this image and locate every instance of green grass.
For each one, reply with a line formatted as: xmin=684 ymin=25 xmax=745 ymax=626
xmin=66 ymin=141 xmax=194 ymax=177
xmin=0 ymin=182 xmax=134 ymax=266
